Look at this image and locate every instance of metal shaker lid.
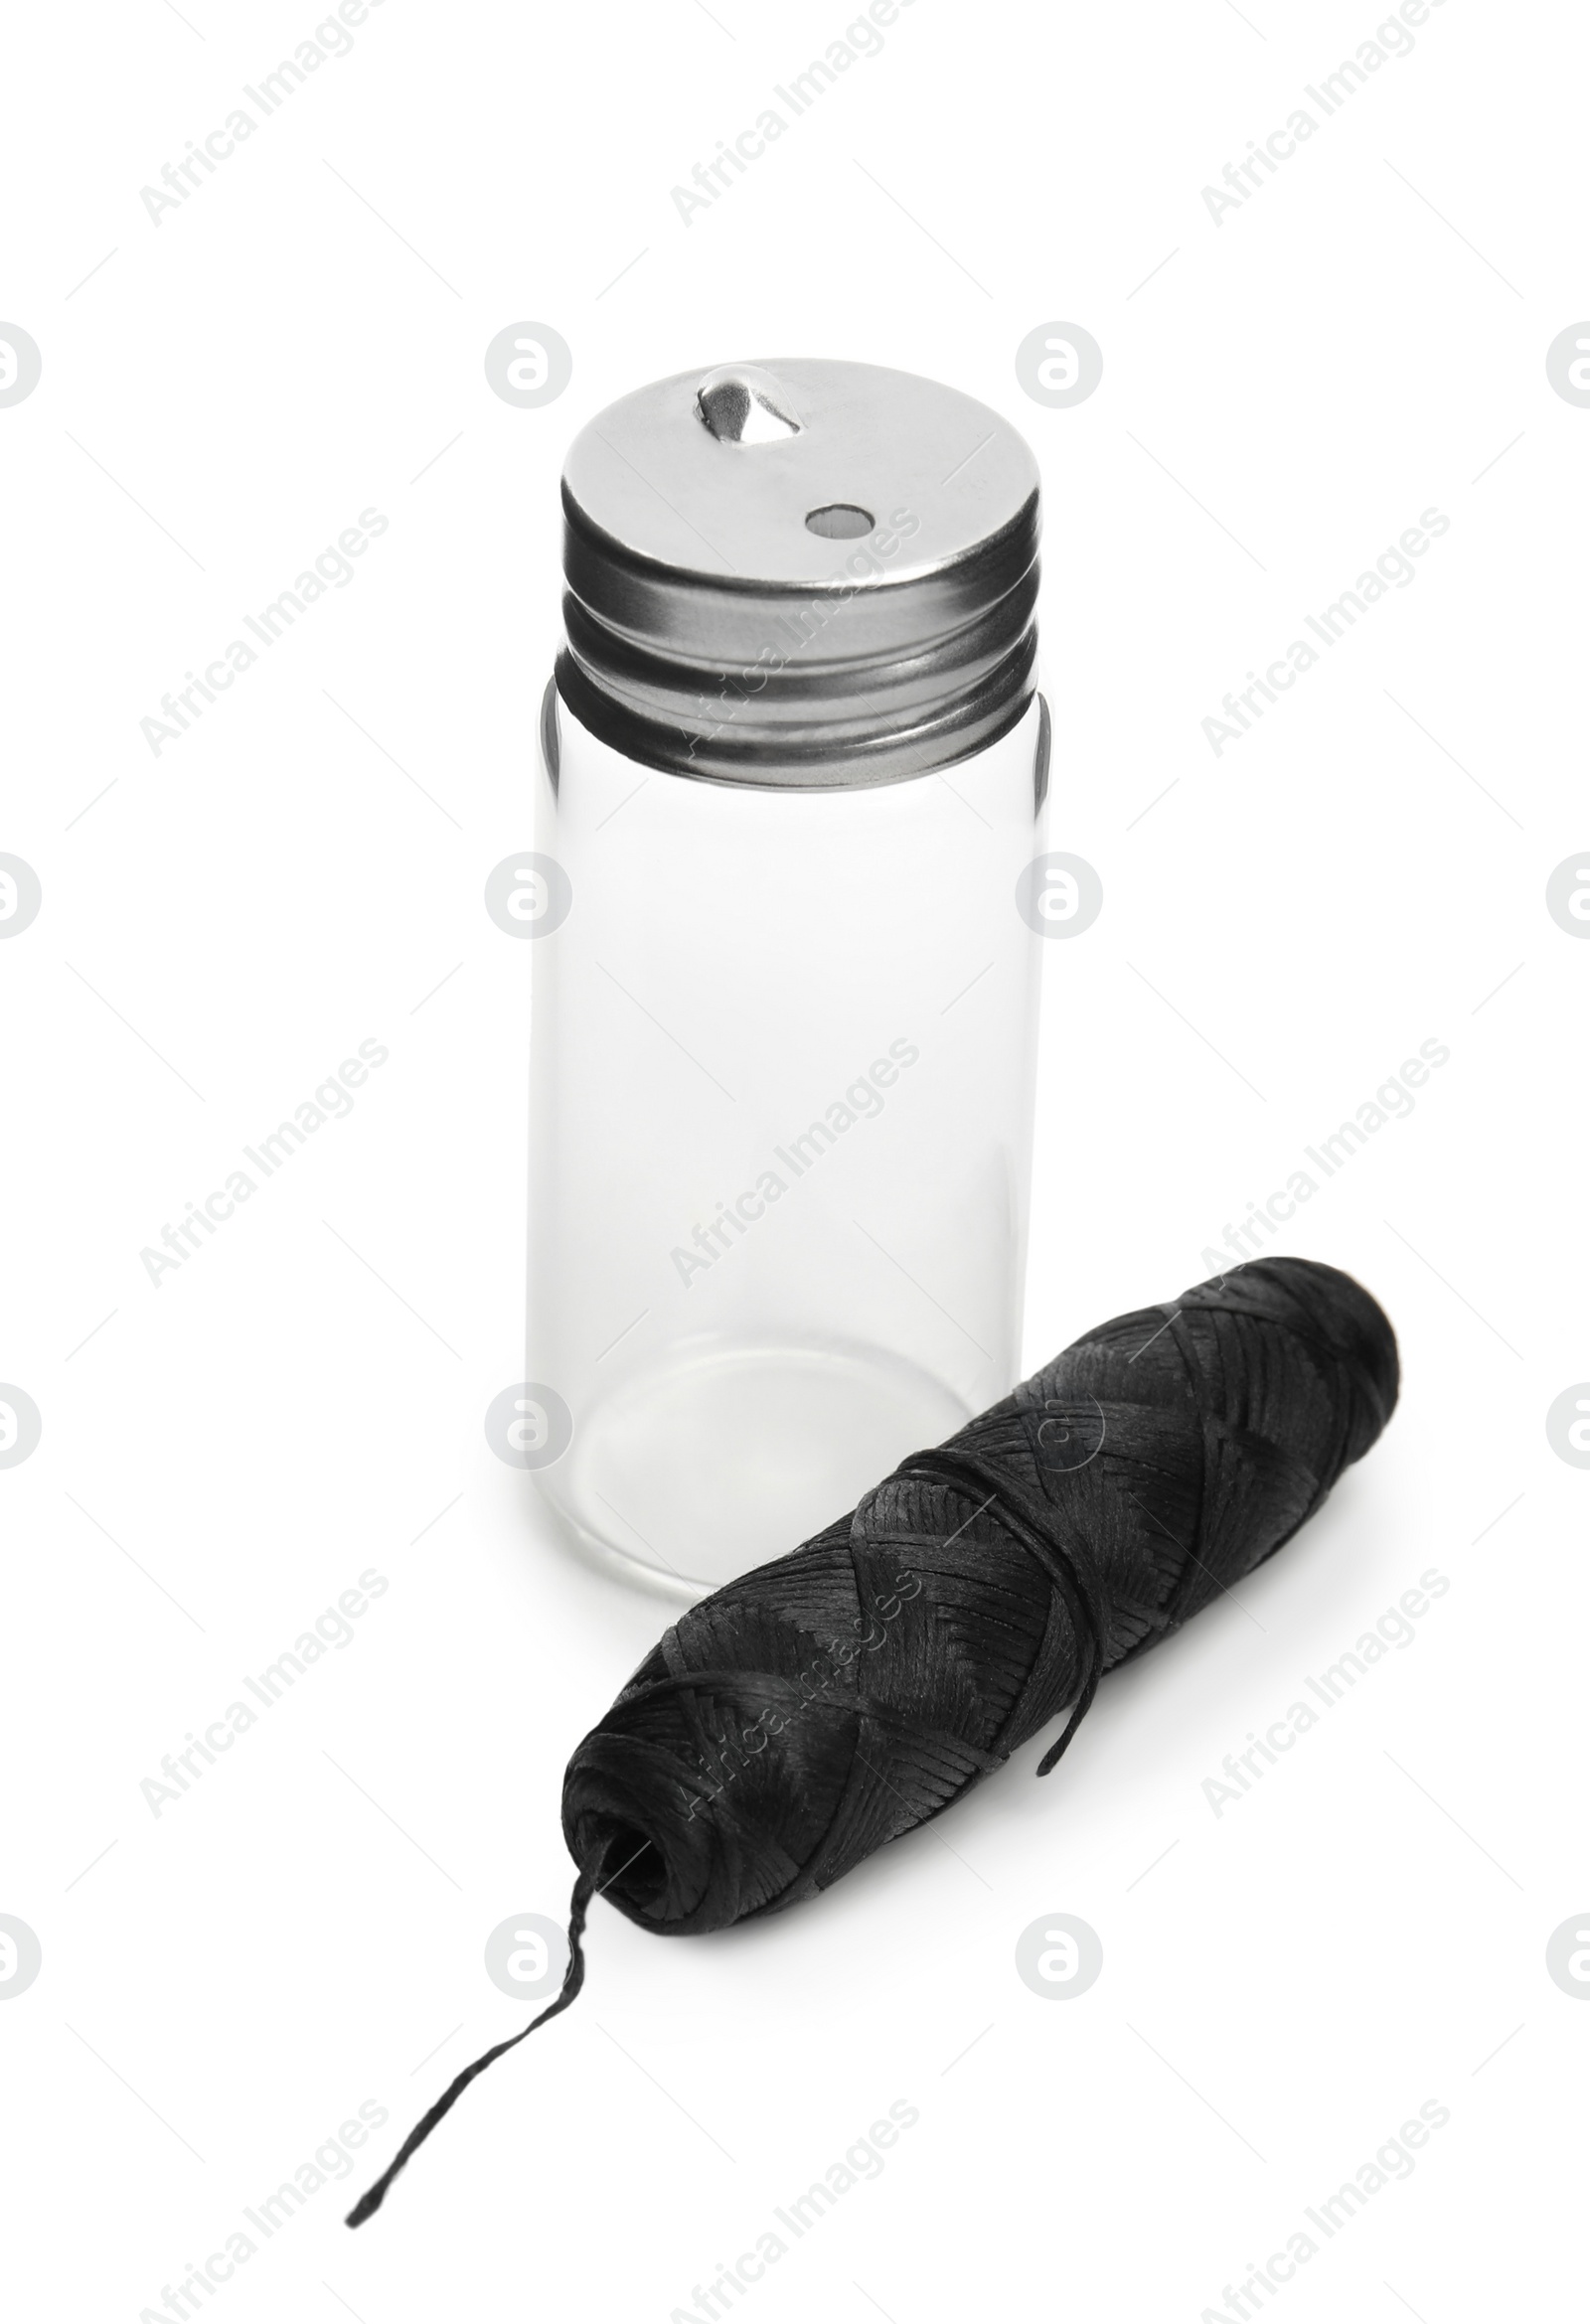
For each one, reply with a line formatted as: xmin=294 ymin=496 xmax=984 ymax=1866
xmin=556 ymin=358 xmax=1040 ymax=787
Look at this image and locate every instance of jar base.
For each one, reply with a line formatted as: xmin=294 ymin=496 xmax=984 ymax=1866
xmin=540 ymin=1338 xmax=974 ymax=1596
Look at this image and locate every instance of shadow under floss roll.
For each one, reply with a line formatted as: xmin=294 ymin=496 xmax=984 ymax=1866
xmin=349 ymin=1255 xmax=1397 ymax=2223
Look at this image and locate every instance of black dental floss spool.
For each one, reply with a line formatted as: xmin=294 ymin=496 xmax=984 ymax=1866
xmin=348 ymin=1254 xmax=1397 ymax=2224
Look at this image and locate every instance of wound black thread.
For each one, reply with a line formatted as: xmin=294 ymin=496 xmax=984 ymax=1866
xmin=561 ymin=1257 xmax=1396 ymax=1936
xmin=348 ymin=1255 xmax=1396 ymax=2223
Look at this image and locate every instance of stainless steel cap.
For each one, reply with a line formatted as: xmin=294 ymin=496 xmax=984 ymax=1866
xmin=556 ymin=358 xmax=1040 ymax=787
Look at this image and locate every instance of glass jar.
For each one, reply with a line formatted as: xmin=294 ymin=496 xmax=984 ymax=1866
xmin=526 ymin=360 xmax=1047 ymax=1595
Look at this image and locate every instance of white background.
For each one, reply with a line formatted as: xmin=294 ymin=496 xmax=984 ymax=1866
xmin=3 ymin=1 xmax=1586 ymax=2317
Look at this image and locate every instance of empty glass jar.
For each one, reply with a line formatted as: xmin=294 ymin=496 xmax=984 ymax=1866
xmin=527 ymin=359 xmax=1047 ymax=1593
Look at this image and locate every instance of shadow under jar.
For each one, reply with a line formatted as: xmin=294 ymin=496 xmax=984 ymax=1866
xmin=527 ymin=358 xmax=1048 ymax=1595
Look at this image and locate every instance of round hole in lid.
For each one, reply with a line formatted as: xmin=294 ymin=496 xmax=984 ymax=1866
xmin=804 ymin=503 xmax=875 ymax=540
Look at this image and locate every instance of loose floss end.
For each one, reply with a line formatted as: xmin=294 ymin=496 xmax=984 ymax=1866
xmin=347 ymin=1256 xmax=1397 ymax=2224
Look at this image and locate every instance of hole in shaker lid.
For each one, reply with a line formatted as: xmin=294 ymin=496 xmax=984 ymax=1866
xmin=696 ymin=365 xmax=803 ymax=444
xmin=804 ymin=504 xmax=875 ymax=540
